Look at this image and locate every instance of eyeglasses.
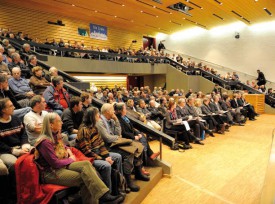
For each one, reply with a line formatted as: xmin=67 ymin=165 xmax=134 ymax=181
xmin=5 ymin=104 xmax=14 ymax=109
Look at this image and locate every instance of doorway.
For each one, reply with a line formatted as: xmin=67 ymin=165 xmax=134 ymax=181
xmin=143 ymin=36 xmax=156 ymax=50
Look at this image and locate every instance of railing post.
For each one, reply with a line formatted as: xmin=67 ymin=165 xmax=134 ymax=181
xmin=160 ymin=137 xmax=162 ymax=160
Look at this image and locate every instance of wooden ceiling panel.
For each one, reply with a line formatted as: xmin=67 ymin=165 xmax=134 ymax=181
xmin=2 ymin=0 xmax=275 ymax=36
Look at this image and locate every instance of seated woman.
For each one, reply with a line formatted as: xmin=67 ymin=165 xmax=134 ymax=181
xmin=80 ymin=92 xmax=93 ymax=113
xmin=34 ymin=112 xmax=124 ymax=204
xmin=0 ymin=98 xmax=30 ymax=173
xmin=114 ymin=103 xmax=160 ymax=161
xmin=76 ymin=107 xmax=123 ymax=194
xmin=165 ymin=100 xmax=203 ymax=148
xmin=0 ymin=98 xmax=30 ymax=202
xmin=29 ymin=66 xmax=50 ymax=95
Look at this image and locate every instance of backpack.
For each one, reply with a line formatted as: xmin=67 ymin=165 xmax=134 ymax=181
xmin=111 ymin=168 xmax=129 ymax=196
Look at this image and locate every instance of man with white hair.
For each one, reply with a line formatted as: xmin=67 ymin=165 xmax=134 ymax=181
xmin=97 ymin=103 xmax=149 ymax=192
xmin=8 ymin=67 xmax=34 ymax=101
xmin=45 ymin=66 xmax=58 ymax=82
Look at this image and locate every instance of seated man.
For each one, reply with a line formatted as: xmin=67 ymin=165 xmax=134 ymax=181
xmin=0 ymin=74 xmax=31 ymax=120
xmin=0 ymin=53 xmax=11 ymax=77
xmin=45 ymin=66 xmax=58 ymax=82
xmin=0 ymin=45 xmax=9 ymax=65
xmin=23 ymin=95 xmax=48 ymax=146
xmin=8 ymin=67 xmax=34 ymax=106
xmin=136 ymin=99 xmax=161 ymax=131
xmin=43 ymin=76 xmax=70 ymax=115
xmin=21 ymin=43 xmax=32 ymax=63
xmin=26 ymin=55 xmax=38 ymax=72
xmin=220 ymin=94 xmax=244 ymax=126
xmin=147 ymin=100 xmax=164 ymax=123
xmin=29 ymin=66 xmax=50 ymax=94
xmin=96 ymin=103 xmax=149 ymax=192
xmin=126 ymin=99 xmax=146 ymax=123
xmin=61 ymin=96 xmax=83 ymax=141
xmin=8 ymin=53 xmax=31 ymax=78
xmin=157 ymin=97 xmax=168 ymax=119
xmin=210 ymin=95 xmax=232 ymax=126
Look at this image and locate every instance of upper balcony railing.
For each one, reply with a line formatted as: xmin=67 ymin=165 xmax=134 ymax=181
xmin=2 ymin=36 xmax=275 ymax=107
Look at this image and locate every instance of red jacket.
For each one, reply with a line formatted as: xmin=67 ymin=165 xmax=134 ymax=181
xmin=15 ymin=148 xmax=93 ymax=204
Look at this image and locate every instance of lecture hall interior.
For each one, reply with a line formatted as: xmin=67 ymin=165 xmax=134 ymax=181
xmin=1 ymin=0 xmax=275 ymax=203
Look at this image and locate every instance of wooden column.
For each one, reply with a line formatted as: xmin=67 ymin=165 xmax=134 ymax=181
xmin=245 ymin=94 xmax=265 ymax=114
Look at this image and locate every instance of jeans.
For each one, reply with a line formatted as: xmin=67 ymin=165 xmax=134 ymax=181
xmin=93 ymin=152 xmax=122 ymax=192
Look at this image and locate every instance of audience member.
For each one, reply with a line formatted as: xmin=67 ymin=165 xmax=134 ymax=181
xmin=8 ymin=67 xmax=34 ymax=106
xmin=76 ymin=107 xmax=123 ymax=193
xmin=165 ymin=100 xmax=192 ymax=149
xmin=136 ymin=99 xmax=161 ymax=131
xmin=34 ymin=112 xmax=123 ymax=204
xmin=23 ymin=95 xmax=48 ymax=145
xmin=26 ymin=54 xmax=38 ymax=71
xmin=43 ymin=76 xmax=69 ymax=115
xmin=0 ymin=53 xmax=10 ymax=77
xmin=81 ymin=92 xmax=93 ymax=112
xmin=45 ymin=66 xmax=58 ymax=82
xmin=96 ymin=103 xmax=148 ymax=192
xmin=29 ymin=66 xmax=50 ymax=94
xmin=114 ymin=103 xmax=160 ymax=161
xmin=61 ymin=96 xmax=84 ymax=140
xmin=0 ymin=98 xmax=30 ymax=174
xmin=8 ymin=53 xmax=30 ymax=78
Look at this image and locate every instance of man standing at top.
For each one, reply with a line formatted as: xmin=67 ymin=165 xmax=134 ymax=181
xmin=256 ymin=69 xmax=266 ymax=86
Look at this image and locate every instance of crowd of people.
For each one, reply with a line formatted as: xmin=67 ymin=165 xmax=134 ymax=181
xmin=1 ymin=27 xmax=271 ymax=94
xmin=0 ymin=27 xmax=263 ymax=203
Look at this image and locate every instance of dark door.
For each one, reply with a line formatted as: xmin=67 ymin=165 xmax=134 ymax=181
xmin=127 ymin=76 xmax=144 ymax=90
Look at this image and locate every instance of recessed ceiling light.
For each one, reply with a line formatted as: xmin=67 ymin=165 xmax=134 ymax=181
xmin=72 ymin=4 xmax=75 ymax=6
xmin=122 ymin=4 xmax=125 ymax=6
xmin=141 ymin=10 xmax=143 ymax=13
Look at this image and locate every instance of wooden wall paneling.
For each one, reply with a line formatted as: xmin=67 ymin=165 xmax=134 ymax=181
xmin=0 ymin=2 xmax=143 ymax=51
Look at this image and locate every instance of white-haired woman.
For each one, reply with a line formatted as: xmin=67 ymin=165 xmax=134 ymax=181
xmin=34 ymin=112 xmax=123 ymax=204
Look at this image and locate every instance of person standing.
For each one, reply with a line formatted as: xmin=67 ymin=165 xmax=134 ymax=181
xmin=256 ymin=69 xmax=266 ymax=86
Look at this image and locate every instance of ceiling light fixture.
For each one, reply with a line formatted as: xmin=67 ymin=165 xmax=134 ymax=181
xmin=214 ymin=0 xmax=223 ymax=5
xmin=264 ymin=8 xmax=272 ymax=16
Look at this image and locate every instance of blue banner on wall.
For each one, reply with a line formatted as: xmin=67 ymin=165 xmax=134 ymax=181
xmin=90 ymin=23 xmax=107 ymax=40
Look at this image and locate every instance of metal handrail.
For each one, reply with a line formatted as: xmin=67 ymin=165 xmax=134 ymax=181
xmin=165 ymin=48 xmax=274 ymax=85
